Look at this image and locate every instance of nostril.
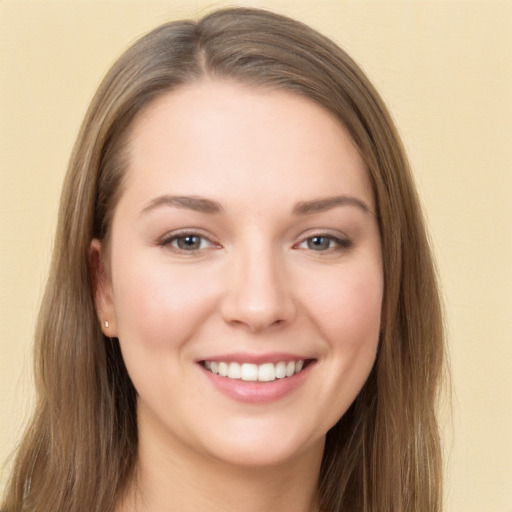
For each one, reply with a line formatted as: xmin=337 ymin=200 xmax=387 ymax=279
xmin=220 ymin=272 xmax=297 ymax=332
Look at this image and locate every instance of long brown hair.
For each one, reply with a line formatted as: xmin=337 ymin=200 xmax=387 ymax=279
xmin=2 ymin=7 xmax=444 ymax=511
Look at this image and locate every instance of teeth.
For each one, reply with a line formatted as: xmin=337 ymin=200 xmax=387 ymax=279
xmin=227 ymin=362 xmax=241 ymax=379
xmin=204 ymin=360 xmax=306 ymax=382
xmin=275 ymin=361 xmax=287 ymax=379
xmin=258 ymin=363 xmax=275 ymax=382
xmin=218 ymin=362 xmax=228 ymax=377
xmin=241 ymin=363 xmax=258 ymax=381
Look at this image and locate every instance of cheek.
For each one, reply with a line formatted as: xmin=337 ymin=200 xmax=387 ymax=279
xmin=306 ymin=265 xmax=383 ymax=343
xmin=110 ymin=258 xmax=221 ymax=409
xmin=111 ymin=254 xmax=218 ymax=353
xmin=305 ymin=271 xmax=382 ymax=428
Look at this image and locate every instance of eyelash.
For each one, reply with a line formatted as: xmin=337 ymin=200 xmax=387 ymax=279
xmin=159 ymin=231 xmax=352 ymax=254
xmin=159 ymin=231 xmax=216 ymax=253
xmin=295 ymin=234 xmax=352 ymax=253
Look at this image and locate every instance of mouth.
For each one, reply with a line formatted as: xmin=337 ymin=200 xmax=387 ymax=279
xmin=200 ymin=359 xmax=314 ymax=382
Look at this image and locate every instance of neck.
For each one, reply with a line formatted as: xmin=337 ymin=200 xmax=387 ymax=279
xmin=118 ymin=416 xmax=324 ymax=512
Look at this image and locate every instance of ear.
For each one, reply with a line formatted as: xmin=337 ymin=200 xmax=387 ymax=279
xmin=90 ymin=239 xmax=118 ymax=337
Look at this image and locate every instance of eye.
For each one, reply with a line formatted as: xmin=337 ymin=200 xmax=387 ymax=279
xmin=297 ymin=234 xmax=352 ymax=252
xmin=160 ymin=232 xmax=216 ymax=253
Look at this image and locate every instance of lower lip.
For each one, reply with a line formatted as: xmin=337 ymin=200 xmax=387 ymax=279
xmin=200 ymin=363 xmax=313 ymax=404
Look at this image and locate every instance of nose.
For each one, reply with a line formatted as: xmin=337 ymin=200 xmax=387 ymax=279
xmin=220 ymin=244 xmax=296 ymax=333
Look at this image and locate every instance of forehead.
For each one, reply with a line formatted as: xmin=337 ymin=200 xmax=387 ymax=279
xmin=123 ymin=80 xmax=373 ymax=210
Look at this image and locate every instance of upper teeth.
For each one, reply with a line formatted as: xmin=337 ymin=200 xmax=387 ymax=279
xmin=204 ymin=360 xmax=305 ymax=382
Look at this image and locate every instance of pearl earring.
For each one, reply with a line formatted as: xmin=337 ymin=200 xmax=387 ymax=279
xmin=104 ymin=321 xmax=109 ymax=328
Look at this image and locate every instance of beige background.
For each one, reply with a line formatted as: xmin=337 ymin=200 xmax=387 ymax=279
xmin=1 ymin=1 xmax=511 ymax=510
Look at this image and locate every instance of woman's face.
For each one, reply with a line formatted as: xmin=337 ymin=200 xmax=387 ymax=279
xmin=95 ymin=80 xmax=383 ymax=468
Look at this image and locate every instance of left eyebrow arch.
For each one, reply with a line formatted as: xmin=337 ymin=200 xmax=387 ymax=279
xmin=140 ymin=195 xmax=224 ymax=216
xmin=292 ymin=195 xmax=374 ymax=216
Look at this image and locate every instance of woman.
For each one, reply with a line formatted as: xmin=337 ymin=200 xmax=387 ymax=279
xmin=1 ymin=7 xmax=444 ymax=512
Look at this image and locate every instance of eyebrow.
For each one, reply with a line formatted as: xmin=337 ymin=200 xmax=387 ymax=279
xmin=140 ymin=195 xmax=224 ymax=215
xmin=292 ymin=195 xmax=373 ymax=215
xmin=139 ymin=194 xmax=373 ymax=217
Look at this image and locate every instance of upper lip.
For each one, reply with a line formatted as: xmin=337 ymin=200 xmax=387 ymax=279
xmin=196 ymin=352 xmax=315 ymax=365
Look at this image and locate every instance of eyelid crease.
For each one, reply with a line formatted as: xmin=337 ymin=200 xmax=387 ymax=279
xmin=294 ymin=231 xmax=353 ymax=251
xmin=159 ymin=228 xmax=219 ymax=248
xmin=296 ymin=226 xmax=351 ymax=240
xmin=156 ymin=224 xmax=355 ymax=255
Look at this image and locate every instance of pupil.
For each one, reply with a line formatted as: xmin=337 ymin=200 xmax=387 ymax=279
xmin=308 ymin=236 xmax=330 ymax=250
xmin=178 ymin=236 xmax=200 ymax=250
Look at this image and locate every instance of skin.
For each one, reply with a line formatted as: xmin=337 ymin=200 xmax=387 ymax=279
xmin=93 ymin=80 xmax=383 ymax=512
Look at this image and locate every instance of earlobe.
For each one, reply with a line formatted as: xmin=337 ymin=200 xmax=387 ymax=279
xmin=90 ymin=239 xmax=118 ymax=337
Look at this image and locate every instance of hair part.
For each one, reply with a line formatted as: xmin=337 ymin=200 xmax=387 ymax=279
xmin=2 ymin=7 xmax=444 ymax=512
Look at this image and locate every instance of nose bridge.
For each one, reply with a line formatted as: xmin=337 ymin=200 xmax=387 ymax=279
xmin=221 ymin=234 xmax=294 ymax=331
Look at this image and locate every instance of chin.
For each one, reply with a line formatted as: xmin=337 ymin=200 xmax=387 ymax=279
xmin=195 ymin=420 xmax=325 ymax=470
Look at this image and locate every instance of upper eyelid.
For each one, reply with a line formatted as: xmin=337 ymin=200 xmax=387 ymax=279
xmin=157 ymin=228 xmax=351 ymax=246
xmin=296 ymin=235 xmax=350 ymax=247
xmin=294 ymin=230 xmax=353 ymax=251
xmin=295 ymin=228 xmax=350 ymax=241
xmin=160 ymin=228 xmax=215 ymax=243
xmin=159 ymin=232 xmax=219 ymax=254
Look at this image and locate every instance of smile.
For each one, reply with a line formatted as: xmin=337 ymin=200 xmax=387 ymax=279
xmin=202 ymin=360 xmax=306 ymax=382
